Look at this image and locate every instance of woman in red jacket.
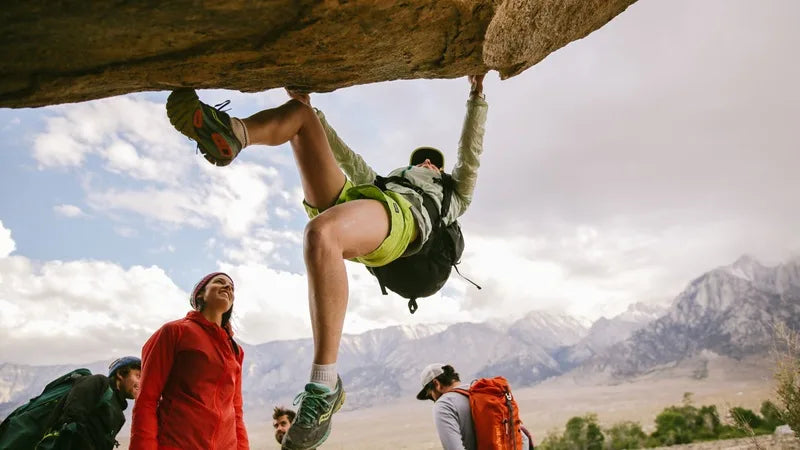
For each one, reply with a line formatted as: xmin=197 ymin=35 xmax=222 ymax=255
xmin=130 ymin=272 xmax=249 ymax=450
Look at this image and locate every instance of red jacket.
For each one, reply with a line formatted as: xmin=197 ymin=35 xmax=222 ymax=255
xmin=130 ymin=311 xmax=249 ymax=450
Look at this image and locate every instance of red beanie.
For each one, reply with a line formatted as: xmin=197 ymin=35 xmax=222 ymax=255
xmin=190 ymin=272 xmax=233 ymax=310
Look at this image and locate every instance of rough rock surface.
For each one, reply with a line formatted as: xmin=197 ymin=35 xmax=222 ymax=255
xmin=0 ymin=0 xmax=636 ymax=108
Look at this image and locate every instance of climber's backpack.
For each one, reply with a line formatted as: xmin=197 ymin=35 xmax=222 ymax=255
xmin=368 ymin=173 xmax=478 ymax=313
xmin=453 ymin=377 xmax=526 ymax=450
xmin=0 ymin=368 xmax=92 ymax=449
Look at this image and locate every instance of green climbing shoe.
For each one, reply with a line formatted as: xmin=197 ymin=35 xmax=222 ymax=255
xmin=282 ymin=376 xmax=346 ymax=450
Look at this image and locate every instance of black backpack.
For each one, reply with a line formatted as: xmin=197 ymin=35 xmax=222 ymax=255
xmin=368 ymin=173 xmax=479 ymax=313
xmin=0 ymin=368 xmax=91 ymax=449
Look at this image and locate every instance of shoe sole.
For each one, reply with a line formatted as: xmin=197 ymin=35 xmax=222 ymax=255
xmin=166 ymin=89 xmax=200 ymax=141
xmin=166 ymin=89 xmax=235 ymax=166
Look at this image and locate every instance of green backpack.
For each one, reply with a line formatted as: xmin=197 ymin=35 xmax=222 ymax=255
xmin=0 ymin=368 xmax=92 ymax=449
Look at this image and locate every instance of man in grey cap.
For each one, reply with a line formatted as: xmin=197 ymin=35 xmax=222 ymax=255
xmin=417 ymin=363 xmax=532 ymax=450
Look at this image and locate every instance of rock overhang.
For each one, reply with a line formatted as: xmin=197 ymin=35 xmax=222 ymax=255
xmin=0 ymin=0 xmax=637 ymax=108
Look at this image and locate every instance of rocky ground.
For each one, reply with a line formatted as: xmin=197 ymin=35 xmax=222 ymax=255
xmin=651 ymin=433 xmax=798 ymax=450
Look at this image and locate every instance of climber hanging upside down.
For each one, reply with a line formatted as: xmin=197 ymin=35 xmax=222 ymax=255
xmin=165 ymin=74 xmax=488 ymax=450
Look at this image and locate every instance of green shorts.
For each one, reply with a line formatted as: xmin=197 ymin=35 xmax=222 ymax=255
xmin=303 ymin=180 xmax=417 ymax=267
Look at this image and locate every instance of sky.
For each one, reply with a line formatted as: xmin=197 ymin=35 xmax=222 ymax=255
xmin=1 ymin=0 xmax=798 ymax=365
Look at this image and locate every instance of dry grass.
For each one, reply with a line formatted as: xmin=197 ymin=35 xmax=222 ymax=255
xmin=773 ymin=322 xmax=800 ymax=439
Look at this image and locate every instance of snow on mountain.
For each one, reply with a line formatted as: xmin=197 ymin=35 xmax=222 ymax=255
xmin=556 ymin=301 xmax=666 ymax=367
xmin=592 ymin=256 xmax=800 ymax=377
xmin=3 ymin=256 xmax=796 ymax=416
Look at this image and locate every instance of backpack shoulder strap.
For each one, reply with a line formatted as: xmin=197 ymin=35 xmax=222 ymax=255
xmin=437 ymin=173 xmax=455 ymax=226
xmin=451 ymin=387 xmax=470 ymax=398
xmin=374 ymin=175 xmax=441 ymax=235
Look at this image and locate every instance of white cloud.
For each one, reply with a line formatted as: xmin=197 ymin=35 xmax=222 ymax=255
xmin=54 ymin=204 xmax=86 ymax=218
xmin=32 ymin=96 xmax=192 ymax=183
xmin=29 ymin=95 xmax=296 ymax=239
xmin=86 ymin=161 xmax=281 ymax=238
xmin=0 ymin=254 xmax=187 ymax=365
xmin=221 ymin=227 xmax=302 ymax=267
xmin=0 ymin=220 xmax=16 ymax=258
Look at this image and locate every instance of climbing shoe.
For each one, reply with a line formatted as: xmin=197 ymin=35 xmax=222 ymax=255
xmin=282 ymin=376 xmax=346 ymax=450
xmin=166 ymin=88 xmax=241 ymax=166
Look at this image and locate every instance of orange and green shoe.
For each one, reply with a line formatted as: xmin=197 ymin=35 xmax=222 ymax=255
xmin=166 ymin=89 xmax=242 ymax=166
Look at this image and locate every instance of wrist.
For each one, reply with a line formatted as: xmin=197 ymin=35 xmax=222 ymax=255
xmin=469 ymin=91 xmax=485 ymax=99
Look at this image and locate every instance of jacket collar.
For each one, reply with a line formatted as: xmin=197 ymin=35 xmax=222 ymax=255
xmin=108 ymin=378 xmax=129 ymax=411
xmin=185 ymin=310 xmax=234 ymax=337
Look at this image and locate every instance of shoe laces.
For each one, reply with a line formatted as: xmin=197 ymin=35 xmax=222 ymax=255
xmin=213 ymin=99 xmax=231 ymax=112
xmin=293 ymin=388 xmax=330 ymax=425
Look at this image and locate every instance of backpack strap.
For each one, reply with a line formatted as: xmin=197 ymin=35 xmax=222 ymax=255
xmin=451 ymin=387 xmax=470 ymax=397
xmin=374 ymin=175 xmax=442 ymax=233
xmin=520 ymin=424 xmax=535 ymax=450
xmin=436 ymin=173 xmax=454 ymax=228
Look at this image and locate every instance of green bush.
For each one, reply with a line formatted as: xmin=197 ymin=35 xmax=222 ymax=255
xmin=537 ymin=429 xmax=570 ymax=450
xmin=694 ymin=405 xmax=723 ymax=439
xmin=565 ymin=414 xmax=605 ymax=450
xmin=604 ymin=421 xmax=647 ymax=450
xmin=760 ymin=400 xmax=785 ymax=431
xmin=538 ymin=414 xmax=604 ymax=450
xmin=648 ymin=397 xmax=727 ymax=444
xmin=651 ymin=408 xmax=692 ymax=445
xmin=730 ymin=406 xmax=763 ymax=429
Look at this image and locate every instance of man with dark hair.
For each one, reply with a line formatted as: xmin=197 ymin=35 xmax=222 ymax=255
xmin=39 ymin=356 xmax=141 ymax=450
xmin=417 ymin=363 xmax=533 ymax=450
xmin=273 ymin=406 xmax=296 ymax=445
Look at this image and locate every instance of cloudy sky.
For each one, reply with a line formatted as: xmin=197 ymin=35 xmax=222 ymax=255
xmin=1 ymin=0 xmax=798 ymax=365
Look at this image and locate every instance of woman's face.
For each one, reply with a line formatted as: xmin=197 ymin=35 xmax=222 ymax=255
xmin=201 ymin=274 xmax=235 ymax=312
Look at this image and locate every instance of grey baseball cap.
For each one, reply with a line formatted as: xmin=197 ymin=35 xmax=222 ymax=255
xmin=416 ymin=363 xmax=446 ymax=400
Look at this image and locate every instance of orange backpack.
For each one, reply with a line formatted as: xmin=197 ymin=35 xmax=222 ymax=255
xmin=453 ymin=377 xmax=524 ymax=450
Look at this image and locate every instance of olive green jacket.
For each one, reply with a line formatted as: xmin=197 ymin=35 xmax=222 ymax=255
xmin=315 ymin=94 xmax=488 ymax=251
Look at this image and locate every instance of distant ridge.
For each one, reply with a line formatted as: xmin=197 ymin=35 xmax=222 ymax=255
xmin=2 ymin=255 xmax=797 ymax=416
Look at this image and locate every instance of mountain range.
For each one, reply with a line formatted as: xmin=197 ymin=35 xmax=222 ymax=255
xmin=2 ymin=255 xmax=798 ymax=418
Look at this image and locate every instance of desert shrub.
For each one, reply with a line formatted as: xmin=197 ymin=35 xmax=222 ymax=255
xmin=562 ymin=414 xmax=604 ymax=450
xmin=730 ymin=406 xmax=763 ymax=430
xmin=773 ymin=322 xmax=800 ymax=439
xmin=651 ymin=408 xmax=692 ymax=445
xmin=693 ymin=405 xmax=723 ymax=439
xmin=537 ymin=428 xmax=570 ymax=450
xmin=760 ymin=400 xmax=784 ymax=430
xmin=539 ymin=414 xmax=604 ymax=450
xmin=604 ymin=421 xmax=646 ymax=450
